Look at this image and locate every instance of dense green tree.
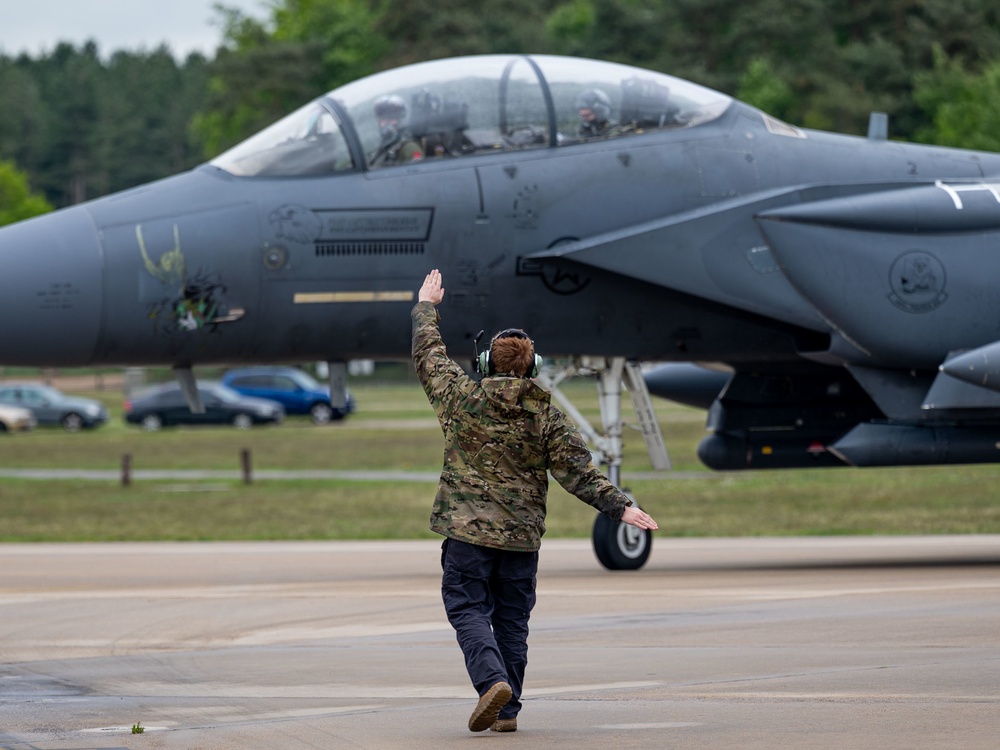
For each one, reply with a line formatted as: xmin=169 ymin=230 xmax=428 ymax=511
xmin=913 ymin=46 xmax=1000 ymax=152
xmin=0 ymin=58 xmax=49 ymax=180
xmin=5 ymin=0 xmax=1000 ymax=210
xmin=0 ymin=159 xmax=52 ymax=226
xmin=376 ymin=0 xmax=556 ymax=66
xmin=32 ymin=42 xmax=106 ymax=205
xmin=274 ymin=0 xmax=387 ymax=83
xmin=736 ymin=57 xmax=794 ymax=121
xmin=194 ymin=1 xmax=386 ymax=158
xmin=103 ymin=47 xmax=211 ymax=187
xmin=0 ymin=43 xmax=212 ymax=206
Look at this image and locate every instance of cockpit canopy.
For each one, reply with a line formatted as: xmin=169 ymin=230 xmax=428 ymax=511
xmin=212 ymin=54 xmax=732 ymax=177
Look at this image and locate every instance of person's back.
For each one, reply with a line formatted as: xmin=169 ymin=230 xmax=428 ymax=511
xmin=411 ymin=269 xmax=658 ymax=733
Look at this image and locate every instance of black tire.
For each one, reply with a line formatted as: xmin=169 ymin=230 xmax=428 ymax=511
xmin=62 ymin=412 xmax=84 ymax=432
xmin=310 ymin=402 xmax=334 ymax=425
xmin=232 ymin=413 xmax=253 ymax=429
xmin=592 ymin=511 xmax=652 ymax=571
xmin=140 ymin=413 xmax=163 ymax=432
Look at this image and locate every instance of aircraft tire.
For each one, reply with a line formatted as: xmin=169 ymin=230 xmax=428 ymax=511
xmin=592 ymin=512 xmax=652 ymax=571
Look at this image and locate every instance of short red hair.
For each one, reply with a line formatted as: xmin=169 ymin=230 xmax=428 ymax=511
xmin=491 ymin=332 xmax=535 ymax=377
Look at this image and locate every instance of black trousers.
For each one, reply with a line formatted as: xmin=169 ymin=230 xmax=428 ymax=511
xmin=440 ymin=538 xmax=538 ymax=719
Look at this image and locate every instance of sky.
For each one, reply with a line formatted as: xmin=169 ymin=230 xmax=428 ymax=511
xmin=0 ymin=0 xmax=272 ymax=60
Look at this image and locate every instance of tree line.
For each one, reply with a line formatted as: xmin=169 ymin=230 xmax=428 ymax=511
xmin=3 ymin=0 xmax=1000 ymax=222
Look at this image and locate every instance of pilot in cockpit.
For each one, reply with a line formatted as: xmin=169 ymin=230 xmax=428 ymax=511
xmin=370 ymin=95 xmax=424 ymax=167
xmin=576 ymin=88 xmax=621 ymax=139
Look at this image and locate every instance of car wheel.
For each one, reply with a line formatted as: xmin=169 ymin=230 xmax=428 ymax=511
xmin=592 ymin=510 xmax=652 ymax=571
xmin=310 ymin=403 xmax=334 ymax=425
xmin=62 ymin=412 xmax=85 ymax=432
xmin=140 ymin=414 xmax=163 ymax=432
xmin=233 ymin=413 xmax=253 ymax=429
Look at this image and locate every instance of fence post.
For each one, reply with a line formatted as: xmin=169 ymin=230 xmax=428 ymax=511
xmin=121 ymin=453 xmax=132 ymax=487
xmin=240 ymin=449 xmax=252 ymax=484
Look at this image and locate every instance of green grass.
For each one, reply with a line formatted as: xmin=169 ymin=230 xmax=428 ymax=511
xmin=1 ymin=375 xmax=999 ymax=541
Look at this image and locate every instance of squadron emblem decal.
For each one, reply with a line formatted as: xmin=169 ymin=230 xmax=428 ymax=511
xmin=269 ymin=204 xmax=322 ymax=244
xmin=887 ymin=251 xmax=948 ymax=313
xmin=517 ymin=256 xmax=591 ymax=295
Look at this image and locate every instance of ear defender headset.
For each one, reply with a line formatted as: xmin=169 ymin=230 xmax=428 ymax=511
xmin=476 ymin=328 xmax=543 ymax=378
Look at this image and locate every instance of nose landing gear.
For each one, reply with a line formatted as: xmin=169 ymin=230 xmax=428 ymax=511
xmin=536 ymin=357 xmax=668 ymax=570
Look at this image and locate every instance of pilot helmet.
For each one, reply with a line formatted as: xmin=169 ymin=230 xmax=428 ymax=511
xmin=374 ymin=95 xmax=407 ymax=139
xmin=374 ymin=95 xmax=407 ymax=121
xmin=575 ymin=88 xmax=612 ymax=123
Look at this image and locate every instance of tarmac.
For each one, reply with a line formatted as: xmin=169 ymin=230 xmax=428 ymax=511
xmin=1 ymin=536 xmax=998 ymax=749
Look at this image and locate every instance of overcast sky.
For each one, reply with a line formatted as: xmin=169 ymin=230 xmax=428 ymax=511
xmin=0 ymin=0 xmax=272 ymax=59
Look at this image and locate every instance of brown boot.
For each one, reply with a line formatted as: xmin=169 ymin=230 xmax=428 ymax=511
xmin=491 ymin=717 xmax=517 ymax=732
xmin=468 ymin=681 xmax=512 ymax=732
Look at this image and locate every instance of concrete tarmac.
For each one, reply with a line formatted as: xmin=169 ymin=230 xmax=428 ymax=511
xmin=1 ymin=536 xmax=998 ymax=749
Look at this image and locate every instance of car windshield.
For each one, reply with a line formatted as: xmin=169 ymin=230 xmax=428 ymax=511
xmin=29 ymin=385 xmax=63 ymax=401
xmin=204 ymin=383 xmax=242 ymax=404
xmin=292 ymin=370 xmax=322 ymax=389
xmin=212 ymin=55 xmax=731 ymax=177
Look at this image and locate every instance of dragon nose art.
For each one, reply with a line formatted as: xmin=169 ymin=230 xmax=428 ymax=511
xmin=0 ymin=205 xmax=103 ymax=366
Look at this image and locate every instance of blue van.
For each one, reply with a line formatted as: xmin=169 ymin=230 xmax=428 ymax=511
xmin=222 ymin=366 xmax=355 ymax=424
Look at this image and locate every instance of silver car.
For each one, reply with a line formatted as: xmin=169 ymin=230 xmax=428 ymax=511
xmin=0 ymin=402 xmax=36 ymax=433
xmin=0 ymin=382 xmax=108 ymax=431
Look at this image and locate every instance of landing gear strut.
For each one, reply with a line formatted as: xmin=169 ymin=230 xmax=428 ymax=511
xmin=536 ymin=357 xmax=668 ymax=571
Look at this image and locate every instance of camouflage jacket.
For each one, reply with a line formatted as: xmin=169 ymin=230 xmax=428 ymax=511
xmin=411 ymin=301 xmax=629 ymax=552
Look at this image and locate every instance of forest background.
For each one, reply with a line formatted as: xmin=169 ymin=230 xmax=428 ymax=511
xmin=3 ymin=0 xmax=1000 ymax=220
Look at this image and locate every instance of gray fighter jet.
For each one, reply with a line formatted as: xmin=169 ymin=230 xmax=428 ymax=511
xmin=4 ymin=54 xmax=1000 ymax=568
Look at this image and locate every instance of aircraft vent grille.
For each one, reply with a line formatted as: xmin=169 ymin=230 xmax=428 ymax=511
xmin=315 ymin=242 xmax=426 ymax=257
xmin=762 ymin=114 xmax=806 ymax=139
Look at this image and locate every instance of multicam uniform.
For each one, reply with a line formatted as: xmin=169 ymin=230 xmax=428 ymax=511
xmin=411 ymin=300 xmax=630 ymax=724
xmin=411 ymin=301 xmax=630 ymax=549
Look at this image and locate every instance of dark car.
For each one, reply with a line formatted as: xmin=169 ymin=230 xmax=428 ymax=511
xmin=124 ymin=380 xmax=285 ymax=431
xmin=222 ymin=366 xmax=355 ymax=424
xmin=0 ymin=382 xmax=108 ymax=431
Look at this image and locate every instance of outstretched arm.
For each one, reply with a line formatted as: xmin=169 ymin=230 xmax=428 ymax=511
xmin=419 ymin=269 xmax=445 ymax=305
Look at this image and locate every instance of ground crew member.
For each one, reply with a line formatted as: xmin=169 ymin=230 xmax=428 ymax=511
xmin=411 ymin=269 xmax=659 ymax=733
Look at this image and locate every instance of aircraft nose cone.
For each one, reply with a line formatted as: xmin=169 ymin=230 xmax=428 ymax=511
xmin=0 ymin=206 xmax=103 ymax=366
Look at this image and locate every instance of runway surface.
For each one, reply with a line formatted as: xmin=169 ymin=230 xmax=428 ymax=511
xmin=1 ymin=536 xmax=998 ymax=749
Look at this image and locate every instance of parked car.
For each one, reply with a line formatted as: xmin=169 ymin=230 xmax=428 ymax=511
xmin=124 ymin=380 xmax=285 ymax=431
xmin=222 ymin=366 xmax=355 ymax=424
xmin=0 ymin=382 xmax=108 ymax=431
xmin=0 ymin=402 xmax=36 ymax=433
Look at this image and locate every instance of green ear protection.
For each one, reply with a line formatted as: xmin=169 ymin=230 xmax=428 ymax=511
xmin=477 ymin=328 xmax=543 ymax=378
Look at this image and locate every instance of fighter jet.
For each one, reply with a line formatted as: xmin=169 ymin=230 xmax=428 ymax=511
xmin=4 ymin=54 xmax=1000 ymax=569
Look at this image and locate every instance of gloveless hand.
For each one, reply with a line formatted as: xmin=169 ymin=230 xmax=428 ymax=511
xmin=419 ymin=269 xmax=445 ymax=305
xmin=621 ymin=505 xmax=658 ymax=531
